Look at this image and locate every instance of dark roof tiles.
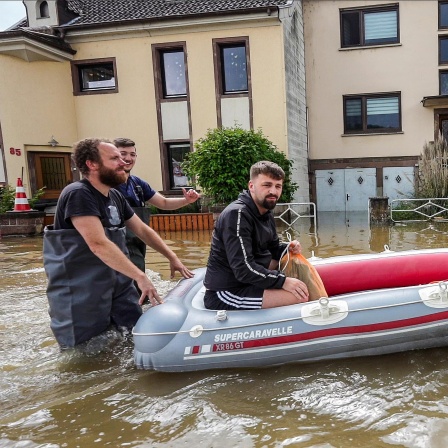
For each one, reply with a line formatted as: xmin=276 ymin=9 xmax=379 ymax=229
xmin=21 ymin=29 xmax=77 ymax=53
xmin=63 ymin=0 xmax=290 ymax=26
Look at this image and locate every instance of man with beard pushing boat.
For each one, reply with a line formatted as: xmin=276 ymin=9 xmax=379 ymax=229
xmin=43 ymin=138 xmax=194 ymax=348
xmin=204 ymin=160 xmax=309 ymax=310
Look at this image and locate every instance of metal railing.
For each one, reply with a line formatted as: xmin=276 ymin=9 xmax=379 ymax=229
xmin=274 ymin=202 xmax=317 ymax=228
xmin=390 ymin=198 xmax=448 ymax=222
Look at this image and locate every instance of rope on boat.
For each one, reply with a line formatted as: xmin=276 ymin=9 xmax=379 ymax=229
xmin=278 ymin=231 xmax=293 ymax=272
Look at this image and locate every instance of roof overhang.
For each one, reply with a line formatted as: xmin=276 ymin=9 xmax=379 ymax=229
xmin=421 ymin=95 xmax=448 ymax=107
xmin=0 ymin=31 xmax=75 ymax=62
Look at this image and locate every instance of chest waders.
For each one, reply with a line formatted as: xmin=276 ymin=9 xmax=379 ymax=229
xmin=125 ymin=207 xmax=151 ymax=272
xmin=43 ymin=226 xmax=142 ymax=348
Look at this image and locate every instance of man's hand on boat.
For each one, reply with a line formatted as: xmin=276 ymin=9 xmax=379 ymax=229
xmin=169 ymin=258 xmax=195 ymax=280
xmin=135 ymin=273 xmax=164 ymax=306
xmin=288 ymin=240 xmax=302 ymax=255
xmin=136 ymin=259 xmax=194 ymax=306
xmin=282 ymin=277 xmax=309 ymax=302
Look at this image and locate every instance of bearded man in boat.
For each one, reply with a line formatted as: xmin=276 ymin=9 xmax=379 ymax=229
xmin=43 ymin=138 xmax=194 ymax=348
xmin=204 ymin=160 xmax=309 ymax=310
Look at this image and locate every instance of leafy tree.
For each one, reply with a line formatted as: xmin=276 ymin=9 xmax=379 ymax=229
xmin=183 ymin=127 xmax=298 ymax=205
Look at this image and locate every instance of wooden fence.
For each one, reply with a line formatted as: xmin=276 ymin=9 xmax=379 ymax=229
xmin=150 ymin=213 xmax=214 ymax=231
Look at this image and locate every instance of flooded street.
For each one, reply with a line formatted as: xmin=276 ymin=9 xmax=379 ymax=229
xmin=3 ymin=212 xmax=448 ymax=447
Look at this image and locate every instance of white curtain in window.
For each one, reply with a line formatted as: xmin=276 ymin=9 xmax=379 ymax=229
xmin=365 ymin=11 xmax=397 ymax=41
xmin=346 ymin=100 xmax=362 ymax=116
xmin=367 ymin=97 xmax=398 ymax=115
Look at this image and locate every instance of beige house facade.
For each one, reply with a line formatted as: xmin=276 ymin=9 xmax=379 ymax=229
xmin=304 ymin=0 xmax=445 ymax=211
xmin=0 ymin=0 xmax=309 ymax=211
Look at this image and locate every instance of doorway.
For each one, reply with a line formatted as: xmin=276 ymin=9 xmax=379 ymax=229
xmin=28 ymin=151 xmax=74 ymax=200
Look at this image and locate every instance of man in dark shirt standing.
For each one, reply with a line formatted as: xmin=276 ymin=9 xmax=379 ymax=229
xmin=114 ymin=138 xmax=199 ymax=273
xmin=43 ymin=138 xmax=193 ymax=348
xmin=204 ymin=161 xmax=309 ymax=310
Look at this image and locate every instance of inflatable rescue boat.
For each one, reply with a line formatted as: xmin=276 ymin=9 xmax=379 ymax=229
xmin=133 ymin=248 xmax=448 ymax=372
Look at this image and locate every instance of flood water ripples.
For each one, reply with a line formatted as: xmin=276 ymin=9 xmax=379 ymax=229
xmin=3 ymin=214 xmax=448 ymax=447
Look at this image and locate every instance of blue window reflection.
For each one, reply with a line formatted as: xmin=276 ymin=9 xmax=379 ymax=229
xmin=221 ymin=45 xmax=248 ymax=93
xmin=162 ymin=51 xmax=187 ymax=97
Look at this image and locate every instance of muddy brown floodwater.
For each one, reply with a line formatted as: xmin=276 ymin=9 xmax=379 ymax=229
xmin=2 ymin=212 xmax=448 ymax=447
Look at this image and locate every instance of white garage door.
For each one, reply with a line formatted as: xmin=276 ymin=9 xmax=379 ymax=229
xmin=316 ymin=168 xmax=377 ymax=212
xmin=383 ymin=166 xmax=415 ymax=201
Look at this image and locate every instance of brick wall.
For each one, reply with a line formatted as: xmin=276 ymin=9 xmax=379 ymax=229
xmin=0 ymin=211 xmax=45 ymax=237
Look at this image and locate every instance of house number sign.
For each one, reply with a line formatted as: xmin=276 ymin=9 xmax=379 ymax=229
xmin=9 ymin=148 xmax=21 ymax=156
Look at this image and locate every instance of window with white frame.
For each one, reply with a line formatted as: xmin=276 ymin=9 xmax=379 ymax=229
xmin=340 ymin=4 xmax=399 ymax=48
xmin=343 ymin=93 xmax=401 ymax=134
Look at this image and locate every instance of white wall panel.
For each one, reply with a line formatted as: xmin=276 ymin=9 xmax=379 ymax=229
xmin=161 ymin=101 xmax=190 ymax=140
xmin=221 ymin=97 xmax=250 ymax=130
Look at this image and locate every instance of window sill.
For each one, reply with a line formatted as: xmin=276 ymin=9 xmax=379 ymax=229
xmin=339 ymin=43 xmax=402 ymax=51
xmin=221 ymin=92 xmax=249 ymax=97
xmin=342 ymin=131 xmax=404 ymax=137
xmin=160 ymin=96 xmax=188 ymax=103
xmin=73 ymin=89 xmax=118 ymax=96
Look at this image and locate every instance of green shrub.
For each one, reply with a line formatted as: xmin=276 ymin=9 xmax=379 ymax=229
xmin=0 ymin=185 xmax=16 ymax=213
xmin=0 ymin=185 xmax=46 ymax=213
xmin=28 ymin=187 xmax=46 ymax=209
xmin=391 ymin=200 xmax=424 ymax=221
xmin=182 ymin=127 xmax=298 ymax=205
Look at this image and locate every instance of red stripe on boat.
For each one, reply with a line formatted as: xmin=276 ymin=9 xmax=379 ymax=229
xmin=212 ymin=310 xmax=448 ymax=352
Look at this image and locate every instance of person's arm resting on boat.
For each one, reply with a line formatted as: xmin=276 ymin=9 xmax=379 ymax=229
xmin=126 ymin=213 xmax=194 ymax=280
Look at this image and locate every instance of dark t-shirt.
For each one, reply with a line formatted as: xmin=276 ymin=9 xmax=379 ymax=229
xmin=54 ymin=179 xmax=134 ymax=230
xmin=115 ymin=175 xmax=156 ymax=208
